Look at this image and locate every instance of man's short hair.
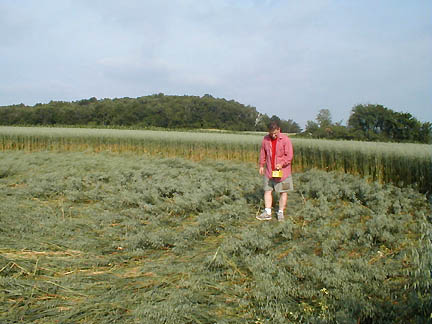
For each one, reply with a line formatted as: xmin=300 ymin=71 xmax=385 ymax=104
xmin=268 ymin=121 xmax=280 ymax=131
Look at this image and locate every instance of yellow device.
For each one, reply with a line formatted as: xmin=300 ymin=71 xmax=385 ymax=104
xmin=272 ymin=170 xmax=283 ymax=178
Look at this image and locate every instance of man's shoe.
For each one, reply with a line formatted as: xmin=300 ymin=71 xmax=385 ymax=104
xmin=256 ymin=211 xmax=272 ymax=221
xmin=277 ymin=211 xmax=284 ymax=222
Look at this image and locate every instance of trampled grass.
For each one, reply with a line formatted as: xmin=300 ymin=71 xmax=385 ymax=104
xmin=1 ymin=151 xmax=431 ymax=323
xmin=0 ymin=126 xmax=431 ymax=194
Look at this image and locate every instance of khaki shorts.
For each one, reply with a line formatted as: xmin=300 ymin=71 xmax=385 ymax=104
xmin=263 ymin=176 xmax=294 ymax=193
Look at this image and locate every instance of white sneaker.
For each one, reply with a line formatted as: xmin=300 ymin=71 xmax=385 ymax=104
xmin=256 ymin=211 xmax=272 ymax=221
xmin=277 ymin=211 xmax=284 ymax=222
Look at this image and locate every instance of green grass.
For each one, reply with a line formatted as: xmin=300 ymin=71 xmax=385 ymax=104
xmin=1 ymin=151 xmax=431 ymax=323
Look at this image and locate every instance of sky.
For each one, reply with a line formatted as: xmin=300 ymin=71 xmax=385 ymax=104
xmin=1 ymin=0 xmax=431 ymax=129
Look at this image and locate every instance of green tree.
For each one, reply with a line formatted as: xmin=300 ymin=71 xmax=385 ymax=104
xmin=279 ymin=119 xmax=301 ymax=133
xmin=316 ymin=108 xmax=332 ymax=128
xmin=304 ymin=120 xmax=319 ymax=134
xmin=418 ymin=122 xmax=432 ymax=144
xmin=348 ymin=104 xmax=430 ymax=143
xmin=0 ymin=95 xmax=302 ymax=133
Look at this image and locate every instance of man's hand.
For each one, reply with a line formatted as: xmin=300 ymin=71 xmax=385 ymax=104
xmin=275 ymin=164 xmax=282 ymax=170
xmin=259 ymin=166 xmax=264 ymax=175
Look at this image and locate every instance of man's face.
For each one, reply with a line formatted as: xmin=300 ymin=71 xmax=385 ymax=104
xmin=269 ymin=128 xmax=280 ymax=139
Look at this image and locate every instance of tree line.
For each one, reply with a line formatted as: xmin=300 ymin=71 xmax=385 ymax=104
xmin=0 ymin=94 xmax=429 ymax=143
xmin=302 ymin=104 xmax=431 ymax=144
xmin=0 ymin=94 xmax=301 ymax=133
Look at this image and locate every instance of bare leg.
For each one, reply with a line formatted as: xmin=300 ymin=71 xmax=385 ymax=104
xmin=279 ymin=192 xmax=288 ymax=211
xmin=264 ymin=191 xmax=273 ymax=209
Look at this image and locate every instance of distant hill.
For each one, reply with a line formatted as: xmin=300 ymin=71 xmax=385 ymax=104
xmin=0 ymin=94 xmax=301 ymax=133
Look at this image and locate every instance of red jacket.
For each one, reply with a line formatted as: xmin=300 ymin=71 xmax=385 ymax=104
xmin=259 ymin=133 xmax=293 ymax=181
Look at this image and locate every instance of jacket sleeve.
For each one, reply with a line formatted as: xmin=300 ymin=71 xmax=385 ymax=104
xmin=282 ymin=137 xmax=293 ymax=167
xmin=259 ymin=140 xmax=266 ymax=167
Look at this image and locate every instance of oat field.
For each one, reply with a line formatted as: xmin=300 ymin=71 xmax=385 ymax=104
xmin=1 ymin=151 xmax=431 ymax=323
xmin=1 ymin=126 xmax=431 ymax=194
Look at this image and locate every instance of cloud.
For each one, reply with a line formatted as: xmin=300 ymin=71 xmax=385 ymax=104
xmin=0 ymin=0 xmax=430 ymax=127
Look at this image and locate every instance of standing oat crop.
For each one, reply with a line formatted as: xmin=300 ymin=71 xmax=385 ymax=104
xmin=257 ymin=121 xmax=294 ymax=221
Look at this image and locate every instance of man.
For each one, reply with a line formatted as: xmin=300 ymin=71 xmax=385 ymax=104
xmin=257 ymin=121 xmax=294 ymax=221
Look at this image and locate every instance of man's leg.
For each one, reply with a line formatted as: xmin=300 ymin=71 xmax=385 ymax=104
xmin=264 ymin=190 xmax=273 ymax=209
xmin=279 ymin=192 xmax=288 ymax=211
xmin=276 ymin=192 xmax=288 ymax=221
xmin=257 ymin=190 xmax=273 ymax=221
xmin=257 ymin=178 xmax=274 ymax=221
